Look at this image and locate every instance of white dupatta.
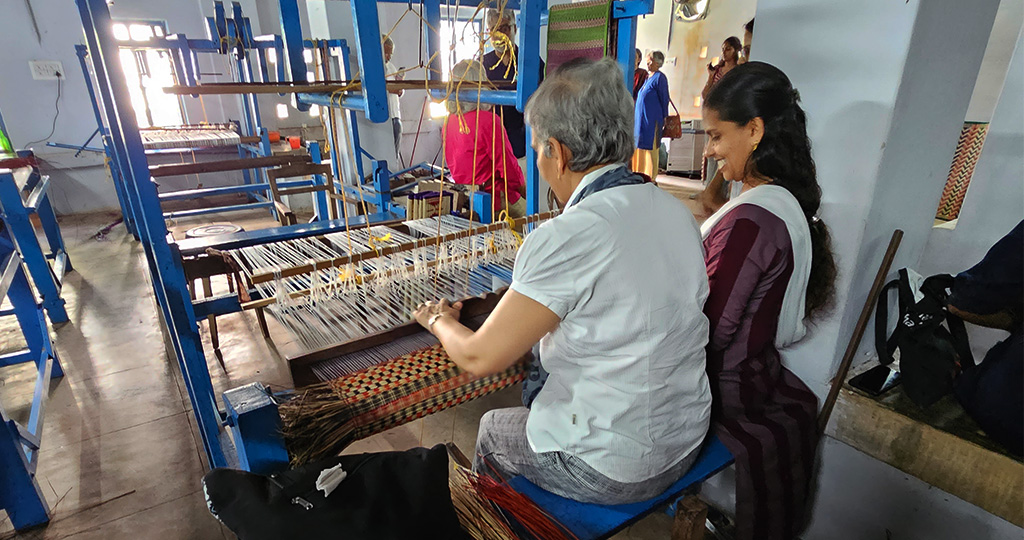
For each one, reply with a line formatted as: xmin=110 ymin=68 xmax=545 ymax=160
xmin=701 ymin=185 xmax=812 ymax=348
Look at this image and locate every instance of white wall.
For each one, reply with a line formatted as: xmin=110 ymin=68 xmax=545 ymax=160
xmin=965 ymin=0 xmax=1024 ymax=122
xmin=918 ymin=28 xmax=1024 ymax=358
xmin=635 ymin=0 xmax=758 ymax=119
xmin=754 ymin=0 xmax=999 ymax=396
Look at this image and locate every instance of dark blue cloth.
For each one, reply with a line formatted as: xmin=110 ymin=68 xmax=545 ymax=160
xmin=521 ymin=166 xmax=649 ymax=408
xmin=949 ymin=220 xmax=1023 ymax=456
xmin=634 ymin=70 xmax=669 ymax=150
xmin=483 ymin=48 xmax=545 ymax=159
xmin=948 ymin=221 xmax=1023 ymax=320
xmin=566 ymin=166 xmax=648 ymax=209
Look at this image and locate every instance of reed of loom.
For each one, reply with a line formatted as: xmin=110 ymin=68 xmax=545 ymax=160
xmin=221 ymin=214 xmax=554 ymax=353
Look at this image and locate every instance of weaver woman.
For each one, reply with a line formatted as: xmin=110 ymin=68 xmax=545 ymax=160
xmin=700 ymin=61 xmax=837 ymax=540
xmin=414 ymin=57 xmax=712 ymax=505
xmin=443 ymin=59 xmax=526 ymax=218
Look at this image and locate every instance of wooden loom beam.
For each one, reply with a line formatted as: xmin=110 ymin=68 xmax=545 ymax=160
xmin=247 ymin=211 xmax=556 ymax=285
xmin=149 ymin=154 xmax=312 ymax=178
xmin=162 ymin=80 xmax=512 ymax=96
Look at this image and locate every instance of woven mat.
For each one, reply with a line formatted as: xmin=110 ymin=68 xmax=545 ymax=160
xmin=281 ymin=344 xmax=527 ymax=464
xmin=936 ymin=122 xmax=988 ymax=221
xmin=546 ymin=0 xmax=612 ymax=76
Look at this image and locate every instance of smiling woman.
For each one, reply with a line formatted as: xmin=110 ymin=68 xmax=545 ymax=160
xmin=698 ymin=61 xmax=837 ymax=540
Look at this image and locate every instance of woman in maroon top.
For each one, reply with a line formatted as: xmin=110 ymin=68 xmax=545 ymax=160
xmin=699 ymin=62 xmax=838 ymax=540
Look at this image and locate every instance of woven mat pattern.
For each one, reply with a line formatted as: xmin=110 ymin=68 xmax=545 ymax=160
xmin=282 ymin=344 xmax=526 ymax=464
xmin=936 ymin=122 xmax=988 ymax=221
xmin=546 ymin=0 xmax=612 ymax=76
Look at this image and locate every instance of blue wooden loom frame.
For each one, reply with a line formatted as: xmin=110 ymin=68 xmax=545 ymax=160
xmin=73 ymin=1 xmax=738 ymax=536
xmin=75 ymin=0 xmax=657 ymax=473
xmin=0 ymin=151 xmax=73 ymax=325
xmin=0 ymin=186 xmax=66 ymax=531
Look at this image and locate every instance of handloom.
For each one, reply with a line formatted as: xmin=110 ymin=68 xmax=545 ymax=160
xmin=246 ymin=215 xmax=554 ymax=464
xmin=139 ymin=123 xmax=243 ymax=150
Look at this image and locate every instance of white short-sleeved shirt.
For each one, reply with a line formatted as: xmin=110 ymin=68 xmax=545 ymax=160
xmin=512 ymin=164 xmax=712 ymax=483
xmin=385 ymin=61 xmax=401 ymax=121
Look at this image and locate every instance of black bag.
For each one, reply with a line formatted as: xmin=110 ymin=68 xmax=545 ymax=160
xmin=202 ymin=444 xmax=470 ymax=540
xmin=875 ymin=269 xmax=973 ymax=407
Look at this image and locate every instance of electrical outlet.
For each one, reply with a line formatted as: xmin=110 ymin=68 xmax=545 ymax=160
xmin=29 ymin=60 xmax=64 ymax=80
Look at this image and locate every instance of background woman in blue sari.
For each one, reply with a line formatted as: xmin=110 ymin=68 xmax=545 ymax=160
xmin=631 ymin=50 xmax=669 ymax=179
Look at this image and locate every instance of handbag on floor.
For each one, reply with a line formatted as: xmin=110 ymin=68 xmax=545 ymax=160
xmin=874 ymin=268 xmax=973 ymax=407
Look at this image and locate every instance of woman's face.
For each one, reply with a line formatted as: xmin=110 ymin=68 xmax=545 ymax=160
xmin=722 ymin=41 xmax=738 ymax=62
xmin=702 ymin=108 xmax=760 ymax=182
xmin=646 ymin=55 xmax=659 ymax=72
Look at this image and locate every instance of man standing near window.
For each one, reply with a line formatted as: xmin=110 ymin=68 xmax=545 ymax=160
xmin=383 ymin=35 xmax=404 ymax=164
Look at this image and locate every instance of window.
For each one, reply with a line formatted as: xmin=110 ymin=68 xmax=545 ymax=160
xmin=439 ymin=19 xmax=482 ymax=81
xmin=112 ymin=20 xmax=184 ymax=129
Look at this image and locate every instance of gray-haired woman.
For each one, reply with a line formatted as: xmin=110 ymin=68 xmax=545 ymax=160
xmin=413 ymin=58 xmax=711 ymax=504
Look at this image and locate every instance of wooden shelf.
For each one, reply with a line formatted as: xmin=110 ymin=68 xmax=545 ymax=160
xmin=825 ymin=377 xmax=1023 ymax=526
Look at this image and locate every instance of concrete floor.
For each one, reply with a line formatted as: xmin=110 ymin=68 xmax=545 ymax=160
xmin=0 ymin=176 xmax=702 ymax=539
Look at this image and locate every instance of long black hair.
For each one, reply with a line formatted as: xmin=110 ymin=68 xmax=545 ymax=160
xmin=704 ymin=61 xmax=837 ymax=318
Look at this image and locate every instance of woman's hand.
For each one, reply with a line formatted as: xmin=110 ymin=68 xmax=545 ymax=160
xmin=414 ymin=298 xmax=463 ymax=332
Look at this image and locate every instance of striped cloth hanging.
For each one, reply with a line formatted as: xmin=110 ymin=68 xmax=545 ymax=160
xmin=546 ymin=0 xmax=613 ymax=76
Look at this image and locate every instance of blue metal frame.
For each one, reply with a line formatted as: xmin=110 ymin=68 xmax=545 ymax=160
xmin=74 ymin=4 xmax=288 ymax=225
xmin=0 ymin=221 xmax=65 ymax=531
xmin=75 ymin=0 xmax=651 ymax=471
xmin=77 ymin=0 xmax=229 ymax=467
xmin=297 ymin=0 xmax=652 ymax=221
xmin=0 ymin=152 xmax=73 ymax=324
xmin=223 ymin=383 xmax=289 ymax=475
xmin=74 ymin=44 xmax=139 ymax=239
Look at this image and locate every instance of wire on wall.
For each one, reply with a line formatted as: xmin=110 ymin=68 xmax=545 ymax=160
xmin=25 ymin=72 xmax=63 ymax=148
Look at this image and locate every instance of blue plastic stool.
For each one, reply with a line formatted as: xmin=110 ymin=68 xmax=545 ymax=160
xmin=507 ymin=436 xmax=734 ymax=540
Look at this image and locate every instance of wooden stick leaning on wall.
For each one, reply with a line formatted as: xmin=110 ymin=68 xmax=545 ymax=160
xmin=817 ymin=229 xmax=904 ymax=433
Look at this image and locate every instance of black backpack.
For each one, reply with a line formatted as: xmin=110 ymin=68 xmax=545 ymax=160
xmin=874 ymin=269 xmax=974 ymax=407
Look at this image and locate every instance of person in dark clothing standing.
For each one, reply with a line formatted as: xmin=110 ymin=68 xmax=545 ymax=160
xmin=633 ymin=48 xmax=649 ymax=100
xmin=482 ymin=8 xmax=545 ymax=159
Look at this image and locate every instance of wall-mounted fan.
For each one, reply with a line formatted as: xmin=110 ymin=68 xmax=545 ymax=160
xmin=673 ymin=0 xmax=710 ymax=22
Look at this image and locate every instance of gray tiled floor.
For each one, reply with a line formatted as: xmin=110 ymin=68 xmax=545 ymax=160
xmin=1 ymin=196 xmax=700 ymax=538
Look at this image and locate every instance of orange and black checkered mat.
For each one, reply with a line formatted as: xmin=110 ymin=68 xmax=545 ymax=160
xmin=281 ymin=344 xmax=527 ymax=464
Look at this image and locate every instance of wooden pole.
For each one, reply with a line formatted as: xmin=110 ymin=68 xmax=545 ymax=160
xmin=162 ymin=80 xmax=512 ymax=96
xmin=149 ymin=154 xmax=311 ymax=178
xmin=817 ymin=229 xmax=904 ymax=433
